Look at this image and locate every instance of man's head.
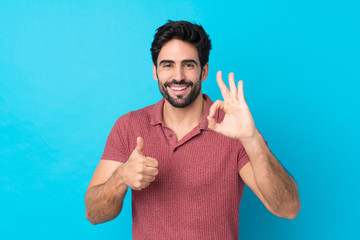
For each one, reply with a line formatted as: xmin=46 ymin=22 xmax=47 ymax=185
xmin=151 ymin=20 xmax=212 ymax=68
xmin=151 ymin=20 xmax=212 ymax=108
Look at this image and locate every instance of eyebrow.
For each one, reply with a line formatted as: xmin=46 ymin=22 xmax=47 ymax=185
xmin=182 ymin=59 xmax=198 ymax=66
xmin=159 ymin=60 xmax=175 ymax=66
xmin=158 ymin=59 xmax=198 ymax=66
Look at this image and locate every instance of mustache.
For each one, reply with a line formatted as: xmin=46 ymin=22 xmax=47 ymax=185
xmin=164 ymin=80 xmax=194 ymax=88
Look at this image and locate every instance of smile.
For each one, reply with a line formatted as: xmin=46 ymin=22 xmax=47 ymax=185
xmin=168 ymin=84 xmax=190 ymax=95
xmin=170 ymin=86 xmax=188 ymax=90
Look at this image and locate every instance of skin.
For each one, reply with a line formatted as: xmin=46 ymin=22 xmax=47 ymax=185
xmin=153 ymin=39 xmax=209 ymax=139
xmin=85 ymin=39 xmax=300 ymax=225
xmin=208 ymin=71 xmax=301 ymax=219
xmin=84 ymin=137 xmax=158 ymax=224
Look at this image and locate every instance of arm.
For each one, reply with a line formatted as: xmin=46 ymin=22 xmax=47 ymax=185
xmin=239 ymin=136 xmax=300 ymax=219
xmin=85 ymin=137 xmax=159 ymax=225
xmin=207 ymin=71 xmax=300 ymax=219
xmin=85 ymin=160 xmax=127 ymax=225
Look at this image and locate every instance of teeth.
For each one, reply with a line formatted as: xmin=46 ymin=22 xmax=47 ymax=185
xmin=170 ymin=86 xmax=187 ymax=90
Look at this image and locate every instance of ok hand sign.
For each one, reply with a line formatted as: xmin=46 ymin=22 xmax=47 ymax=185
xmin=207 ymin=71 xmax=258 ymax=141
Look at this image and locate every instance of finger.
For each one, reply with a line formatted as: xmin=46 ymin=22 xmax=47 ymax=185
xmin=228 ymin=72 xmax=238 ymax=99
xmin=207 ymin=115 xmax=217 ymax=131
xmin=134 ymin=182 xmax=150 ymax=190
xmin=216 ymin=71 xmax=231 ymax=101
xmin=144 ymin=166 xmax=158 ymax=177
xmin=207 ymin=115 xmax=222 ymax=133
xmin=208 ymin=100 xmax=224 ymax=117
xmin=207 ymin=100 xmax=224 ymax=132
xmin=135 ymin=136 xmax=144 ymax=155
xmin=144 ymin=157 xmax=158 ymax=168
xmin=237 ymin=80 xmax=246 ymax=104
xmin=141 ymin=174 xmax=156 ymax=183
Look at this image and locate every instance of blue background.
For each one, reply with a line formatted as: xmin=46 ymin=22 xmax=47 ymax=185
xmin=1 ymin=0 xmax=359 ymax=239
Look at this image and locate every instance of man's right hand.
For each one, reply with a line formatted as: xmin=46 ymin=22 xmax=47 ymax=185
xmin=118 ymin=137 xmax=159 ymax=190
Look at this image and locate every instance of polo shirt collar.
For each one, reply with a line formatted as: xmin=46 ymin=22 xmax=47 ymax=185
xmin=150 ymin=97 xmax=165 ymax=126
xmin=150 ymin=94 xmax=218 ymax=131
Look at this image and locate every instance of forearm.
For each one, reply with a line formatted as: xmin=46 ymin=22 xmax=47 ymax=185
xmin=85 ymin=167 xmax=128 ymax=225
xmin=241 ymin=131 xmax=300 ymax=218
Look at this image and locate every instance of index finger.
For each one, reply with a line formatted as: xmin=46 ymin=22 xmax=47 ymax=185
xmin=216 ymin=71 xmax=231 ymax=101
xmin=144 ymin=157 xmax=158 ymax=168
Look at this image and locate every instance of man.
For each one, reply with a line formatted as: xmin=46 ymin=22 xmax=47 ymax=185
xmin=85 ymin=20 xmax=300 ymax=239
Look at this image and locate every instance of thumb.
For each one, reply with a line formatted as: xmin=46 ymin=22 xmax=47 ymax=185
xmin=135 ymin=136 xmax=144 ymax=155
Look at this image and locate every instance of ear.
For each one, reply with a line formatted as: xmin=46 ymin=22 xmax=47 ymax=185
xmin=153 ymin=64 xmax=158 ymax=81
xmin=201 ymin=63 xmax=209 ymax=82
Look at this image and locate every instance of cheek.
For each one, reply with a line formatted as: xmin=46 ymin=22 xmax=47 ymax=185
xmin=195 ymin=71 xmax=203 ymax=81
xmin=157 ymin=69 xmax=171 ymax=80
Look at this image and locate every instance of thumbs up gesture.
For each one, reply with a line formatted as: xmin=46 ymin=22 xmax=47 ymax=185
xmin=119 ymin=137 xmax=159 ymax=190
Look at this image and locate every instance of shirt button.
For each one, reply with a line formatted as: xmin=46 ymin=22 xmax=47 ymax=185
xmin=169 ymin=133 xmax=173 ymax=138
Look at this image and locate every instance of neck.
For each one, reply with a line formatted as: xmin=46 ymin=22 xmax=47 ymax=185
xmin=163 ymin=93 xmax=206 ymax=131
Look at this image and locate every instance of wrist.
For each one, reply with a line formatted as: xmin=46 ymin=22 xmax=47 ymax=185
xmin=111 ymin=165 xmax=128 ymax=189
xmin=238 ymin=130 xmax=267 ymax=155
xmin=237 ymin=128 xmax=260 ymax=144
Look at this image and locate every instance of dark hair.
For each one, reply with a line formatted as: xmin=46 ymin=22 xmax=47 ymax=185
xmin=151 ymin=20 xmax=212 ymax=68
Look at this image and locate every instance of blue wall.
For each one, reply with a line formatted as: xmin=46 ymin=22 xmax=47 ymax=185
xmin=1 ymin=0 xmax=359 ymax=239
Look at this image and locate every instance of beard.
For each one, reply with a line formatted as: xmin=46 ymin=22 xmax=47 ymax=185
xmin=157 ymin=72 xmax=202 ymax=108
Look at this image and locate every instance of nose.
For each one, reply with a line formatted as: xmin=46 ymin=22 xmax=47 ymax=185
xmin=173 ymin=65 xmax=185 ymax=82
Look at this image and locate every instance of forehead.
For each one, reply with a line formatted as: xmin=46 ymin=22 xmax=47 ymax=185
xmin=157 ymin=39 xmax=199 ymax=64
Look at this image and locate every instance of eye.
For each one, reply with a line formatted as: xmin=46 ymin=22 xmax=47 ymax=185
xmin=163 ymin=63 xmax=173 ymax=68
xmin=184 ymin=63 xmax=195 ymax=68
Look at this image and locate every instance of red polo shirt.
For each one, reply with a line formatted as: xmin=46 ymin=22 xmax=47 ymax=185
xmin=102 ymin=94 xmax=249 ymax=239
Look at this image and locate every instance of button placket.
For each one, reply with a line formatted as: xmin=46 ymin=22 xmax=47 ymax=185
xmin=163 ymin=127 xmax=176 ymax=147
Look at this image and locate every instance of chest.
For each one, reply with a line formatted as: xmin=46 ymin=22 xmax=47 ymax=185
xmin=140 ymin=130 xmax=240 ymax=190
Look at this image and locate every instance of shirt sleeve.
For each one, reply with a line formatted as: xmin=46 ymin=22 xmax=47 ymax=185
xmin=237 ymin=133 xmax=269 ymax=172
xmin=101 ymin=113 xmax=131 ymax=163
xmin=237 ymin=145 xmax=250 ymax=172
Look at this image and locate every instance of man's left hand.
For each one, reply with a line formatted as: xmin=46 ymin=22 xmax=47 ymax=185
xmin=207 ymin=71 xmax=258 ymax=141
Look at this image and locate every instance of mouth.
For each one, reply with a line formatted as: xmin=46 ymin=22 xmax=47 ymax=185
xmin=168 ymin=84 xmax=190 ymax=95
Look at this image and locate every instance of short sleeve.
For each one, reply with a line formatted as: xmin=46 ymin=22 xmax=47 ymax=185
xmin=237 ymin=133 xmax=269 ymax=172
xmin=101 ymin=113 xmax=131 ymax=163
xmin=237 ymin=145 xmax=250 ymax=172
